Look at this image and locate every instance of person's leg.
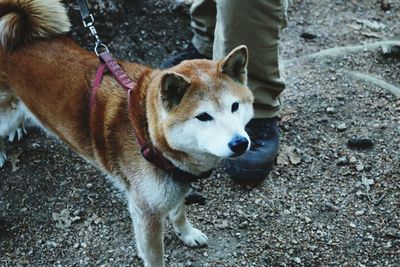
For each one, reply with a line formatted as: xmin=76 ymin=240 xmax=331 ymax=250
xmin=213 ymin=0 xmax=286 ymax=118
xmin=161 ymin=0 xmax=215 ymax=68
xmin=190 ymin=0 xmax=216 ymax=58
xmin=213 ymin=0 xmax=288 ymax=183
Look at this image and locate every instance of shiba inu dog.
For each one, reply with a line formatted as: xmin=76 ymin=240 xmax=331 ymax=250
xmin=0 ymin=0 xmax=254 ymax=266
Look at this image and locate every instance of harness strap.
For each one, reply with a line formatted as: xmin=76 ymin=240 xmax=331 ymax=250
xmin=99 ymin=52 xmax=136 ymax=91
xmin=89 ymin=63 xmax=106 ymax=111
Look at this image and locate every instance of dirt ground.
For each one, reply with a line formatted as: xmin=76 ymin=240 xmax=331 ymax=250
xmin=1 ymin=0 xmax=399 ymax=266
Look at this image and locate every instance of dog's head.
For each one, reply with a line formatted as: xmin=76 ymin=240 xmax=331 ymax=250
xmin=149 ymin=46 xmax=254 ymax=170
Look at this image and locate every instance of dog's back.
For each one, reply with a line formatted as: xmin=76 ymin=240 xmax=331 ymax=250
xmin=0 ymin=0 xmax=148 ymax=166
xmin=0 ymin=0 xmax=77 ymax=165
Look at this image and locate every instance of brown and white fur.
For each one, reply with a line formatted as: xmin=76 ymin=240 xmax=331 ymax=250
xmin=0 ymin=0 xmax=254 ymax=266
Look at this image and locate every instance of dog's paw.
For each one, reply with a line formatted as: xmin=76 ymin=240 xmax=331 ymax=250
xmin=178 ymin=227 xmax=208 ymax=247
xmin=8 ymin=126 xmax=27 ymax=142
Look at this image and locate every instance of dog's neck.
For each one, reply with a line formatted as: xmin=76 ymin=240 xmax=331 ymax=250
xmin=140 ymin=71 xmax=217 ymax=176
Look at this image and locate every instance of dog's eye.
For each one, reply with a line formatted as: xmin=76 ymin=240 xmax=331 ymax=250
xmin=196 ymin=112 xmax=213 ymax=121
xmin=231 ymin=102 xmax=239 ymax=113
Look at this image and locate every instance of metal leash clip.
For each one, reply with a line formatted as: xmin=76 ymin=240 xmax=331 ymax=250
xmin=76 ymin=0 xmax=109 ymax=56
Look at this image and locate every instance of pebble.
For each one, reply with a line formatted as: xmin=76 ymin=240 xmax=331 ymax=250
xmin=303 ymin=154 xmax=312 ymax=163
xmin=326 ymin=107 xmax=336 ymax=114
xmin=216 ymin=220 xmax=229 ymax=229
xmin=356 ymin=163 xmax=364 ymax=171
xmin=239 ymin=221 xmax=249 ymax=229
xmin=304 ymin=216 xmax=312 ymax=223
xmin=309 ymin=245 xmax=318 ymax=251
xmin=293 ymin=257 xmax=301 ymax=264
xmin=355 ymin=210 xmax=365 ymax=216
xmin=347 ymin=136 xmax=374 ymax=149
xmin=337 ymin=156 xmax=349 ymax=166
xmin=283 ymin=209 xmax=291 ymax=215
xmin=336 ymin=123 xmax=347 ymax=131
xmin=282 ymin=124 xmax=290 ymax=131
xmin=300 ymin=32 xmax=317 ymax=39
xmin=46 ymin=241 xmax=58 ymax=248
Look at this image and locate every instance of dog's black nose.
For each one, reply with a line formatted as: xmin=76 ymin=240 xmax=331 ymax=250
xmin=229 ymin=136 xmax=249 ymax=156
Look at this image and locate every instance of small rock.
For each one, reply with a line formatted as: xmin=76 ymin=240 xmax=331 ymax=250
xmin=337 ymin=123 xmax=347 ymax=131
xmin=381 ymin=0 xmax=391 ymax=11
xmin=309 ymin=245 xmax=318 ymax=251
xmin=239 ymin=221 xmax=249 ymax=229
xmin=381 ymin=43 xmax=400 ymax=58
xmin=355 ymin=210 xmax=365 ymax=216
xmin=361 ymin=176 xmax=374 ymax=190
xmin=347 ymin=136 xmax=374 ymax=149
xmin=46 ymin=241 xmax=58 ymax=248
xmin=318 ymin=115 xmax=329 ymax=123
xmin=283 ymin=209 xmax=291 ymax=215
xmin=293 ymin=257 xmax=301 ymax=264
xmin=326 ymin=107 xmax=336 ymax=114
xmin=303 ymin=154 xmax=312 ymax=163
xmin=336 ymin=156 xmax=349 ymax=166
xmin=216 ymin=220 xmax=229 ymax=229
xmin=304 ymin=216 xmax=312 ymax=223
xmin=300 ymin=32 xmax=317 ymax=40
xmin=282 ymin=124 xmax=290 ymax=131
xmin=356 ymin=163 xmax=364 ymax=171
xmin=355 ymin=19 xmax=386 ymax=31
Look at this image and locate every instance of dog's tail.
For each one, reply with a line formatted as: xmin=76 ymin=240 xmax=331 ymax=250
xmin=0 ymin=0 xmax=71 ymax=52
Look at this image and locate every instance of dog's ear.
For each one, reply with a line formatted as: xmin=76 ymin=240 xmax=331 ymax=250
xmin=160 ymin=71 xmax=191 ymax=110
xmin=219 ymin=45 xmax=248 ymax=84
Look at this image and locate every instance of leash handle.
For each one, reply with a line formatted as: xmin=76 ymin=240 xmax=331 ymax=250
xmin=75 ymin=0 xmax=109 ymax=56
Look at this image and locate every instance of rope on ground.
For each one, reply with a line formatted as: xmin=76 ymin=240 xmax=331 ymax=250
xmin=344 ymin=70 xmax=400 ymax=99
xmin=284 ymin=40 xmax=400 ymax=64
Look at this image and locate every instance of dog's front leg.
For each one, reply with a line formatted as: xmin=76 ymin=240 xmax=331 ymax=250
xmin=137 ymin=213 xmax=165 ymax=267
xmin=169 ymin=200 xmax=208 ymax=247
xmin=0 ymin=138 xmax=6 ymax=167
xmin=128 ymin=198 xmax=165 ymax=267
xmin=8 ymin=122 xmax=27 ymax=142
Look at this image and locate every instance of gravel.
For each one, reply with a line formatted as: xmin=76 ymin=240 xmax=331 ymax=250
xmin=1 ymin=0 xmax=399 ymax=266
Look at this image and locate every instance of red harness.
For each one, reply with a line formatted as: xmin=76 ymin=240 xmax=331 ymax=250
xmin=89 ymin=52 xmax=212 ymax=183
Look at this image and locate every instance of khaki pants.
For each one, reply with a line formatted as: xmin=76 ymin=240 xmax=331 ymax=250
xmin=190 ymin=0 xmax=287 ymax=118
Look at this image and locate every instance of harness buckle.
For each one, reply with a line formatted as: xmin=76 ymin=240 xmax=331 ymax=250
xmin=82 ymin=14 xmax=94 ymax=28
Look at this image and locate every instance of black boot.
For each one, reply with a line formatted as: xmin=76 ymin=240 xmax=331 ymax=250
xmin=160 ymin=43 xmax=210 ymax=69
xmin=224 ymin=117 xmax=279 ymax=184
